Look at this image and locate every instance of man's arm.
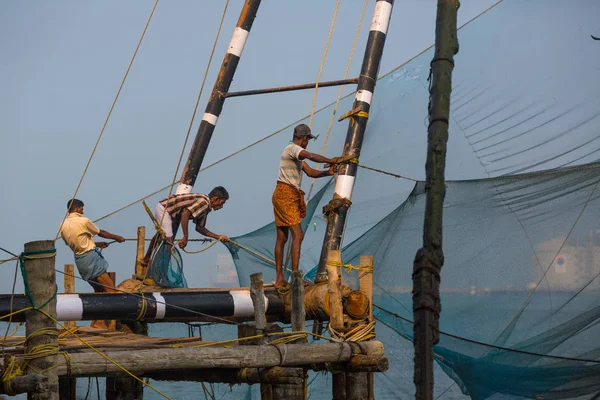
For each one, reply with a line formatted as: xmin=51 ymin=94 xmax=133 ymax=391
xmin=98 ymin=230 xmax=125 ymax=243
xmin=195 ymin=225 xmax=230 ymax=242
xmin=302 ymin=161 xmax=337 ymax=178
xmin=298 ymin=149 xmax=338 ymax=165
xmin=179 ymin=209 xmax=192 ymax=249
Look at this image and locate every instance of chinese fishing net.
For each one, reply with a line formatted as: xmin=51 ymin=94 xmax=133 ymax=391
xmin=221 ymin=0 xmax=600 ymax=398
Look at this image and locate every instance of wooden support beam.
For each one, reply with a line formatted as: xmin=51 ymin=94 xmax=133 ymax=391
xmin=24 ymin=240 xmax=59 ymax=400
xmin=7 ymin=342 xmax=384 ymax=377
xmin=312 ymin=355 xmax=389 ymax=373
xmin=135 ymin=226 xmax=146 ymax=278
xmin=0 ymin=374 xmax=48 ymax=395
xmin=326 ymin=250 xmax=344 ymax=331
xmin=147 ymin=367 xmax=305 ymax=385
xmin=60 ymin=264 xmax=77 ymax=400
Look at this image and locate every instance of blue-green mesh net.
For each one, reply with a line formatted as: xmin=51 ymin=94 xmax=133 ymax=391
xmin=217 ymin=0 xmax=600 ymax=398
xmin=149 ymin=240 xmax=187 ymax=289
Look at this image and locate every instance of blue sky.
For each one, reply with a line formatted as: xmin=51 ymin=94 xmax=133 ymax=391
xmin=0 ymin=0 xmax=506 ymax=293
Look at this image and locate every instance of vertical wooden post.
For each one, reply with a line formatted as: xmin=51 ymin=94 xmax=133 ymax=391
xmin=290 ymin=271 xmax=306 ymax=344
xmin=107 ymin=272 xmax=117 ymax=331
xmin=24 ymin=240 xmax=59 ymax=400
xmin=359 ymin=255 xmax=375 ymax=399
xmin=59 ymin=264 xmax=77 ymax=400
xmin=250 ymin=273 xmax=267 ymax=345
xmin=63 ymin=264 xmax=76 ymax=331
xmin=106 ymin=272 xmax=142 ymax=400
xmin=135 ymin=226 xmax=146 ymax=278
xmin=332 ymin=373 xmax=346 ymax=400
xmin=327 ymin=250 xmax=344 ymax=331
xmin=412 ymin=1 xmax=459 ymax=399
xmin=250 ymin=273 xmax=271 ymax=399
xmin=346 ymin=373 xmax=368 ymax=400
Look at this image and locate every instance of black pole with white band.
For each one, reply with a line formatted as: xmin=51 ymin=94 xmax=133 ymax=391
xmin=177 ymin=0 xmax=261 ymax=195
xmin=0 ymin=289 xmax=283 ymax=323
xmin=315 ymin=0 xmax=394 ymax=280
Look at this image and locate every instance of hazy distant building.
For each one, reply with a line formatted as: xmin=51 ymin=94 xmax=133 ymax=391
xmin=210 ymin=253 xmax=239 ymax=288
xmin=534 ymin=232 xmax=600 ymax=290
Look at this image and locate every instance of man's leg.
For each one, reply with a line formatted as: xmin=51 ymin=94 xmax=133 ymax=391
xmin=274 ymin=226 xmax=289 ymax=288
xmin=289 ymin=224 xmax=304 ymax=272
xmin=143 ymin=203 xmax=174 ymax=266
xmin=89 ymin=272 xmax=117 ymax=329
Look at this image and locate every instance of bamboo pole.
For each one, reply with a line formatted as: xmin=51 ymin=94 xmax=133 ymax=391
xmin=23 ymin=240 xmax=59 ymax=400
xmin=412 ymin=1 xmax=459 ymax=399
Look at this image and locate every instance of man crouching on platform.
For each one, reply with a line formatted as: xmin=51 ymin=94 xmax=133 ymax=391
xmin=272 ymin=123 xmax=341 ymax=289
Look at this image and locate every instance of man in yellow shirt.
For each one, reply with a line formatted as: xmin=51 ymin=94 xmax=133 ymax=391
xmin=60 ymin=199 xmax=125 ymax=328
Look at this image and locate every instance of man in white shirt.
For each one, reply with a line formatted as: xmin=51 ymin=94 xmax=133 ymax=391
xmin=272 ymin=124 xmax=341 ymax=289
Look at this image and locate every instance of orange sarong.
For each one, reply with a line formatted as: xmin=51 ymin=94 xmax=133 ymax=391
xmin=272 ymin=182 xmax=306 ymax=227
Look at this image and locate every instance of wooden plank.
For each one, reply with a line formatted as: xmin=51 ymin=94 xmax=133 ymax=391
xmin=10 ymin=341 xmax=385 ymax=377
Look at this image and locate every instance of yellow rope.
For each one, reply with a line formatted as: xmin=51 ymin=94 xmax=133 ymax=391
xmin=0 ymin=307 xmax=33 ymax=321
xmin=328 ymin=320 xmax=375 ymax=342
xmin=3 ymin=323 xmax=22 ymax=338
xmin=0 ymin=256 xmax=18 ymax=265
xmin=2 ymin=356 xmax=24 ymax=396
xmin=142 ymin=200 xmax=167 ymax=239
xmin=55 ymin=0 xmax=160 ymax=241
xmin=189 ymin=330 xmax=338 ymax=349
xmin=338 ymin=108 xmax=369 ymax=126
xmin=136 ymin=288 xmax=148 ymax=321
xmin=308 ymin=0 xmax=341 ymax=128
xmin=36 ymin=309 xmax=172 ymax=399
xmin=158 ymin=0 xmax=230 ymax=231
xmin=327 ymin=260 xmax=373 ymax=275
xmin=179 ymin=239 xmax=220 ymax=254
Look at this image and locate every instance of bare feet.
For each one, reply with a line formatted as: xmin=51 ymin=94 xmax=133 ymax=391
xmin=274 ymin=278 xmax=288 ymax=289
xmin=91 ymin=320 xmax=109 ymax=330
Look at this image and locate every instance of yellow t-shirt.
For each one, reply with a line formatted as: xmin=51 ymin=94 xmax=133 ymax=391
xmin=60 ymin=213 xmax=100 ymax=255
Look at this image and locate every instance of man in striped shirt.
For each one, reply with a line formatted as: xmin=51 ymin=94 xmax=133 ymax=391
xmin=272 ymin=124 xmax=341 ymax=289
xmin=143 ymin=186 xmax=230 ymax=265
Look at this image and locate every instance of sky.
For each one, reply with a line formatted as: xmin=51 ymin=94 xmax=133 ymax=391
xmin=0 ymin=0 xmax=526 ymax=294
